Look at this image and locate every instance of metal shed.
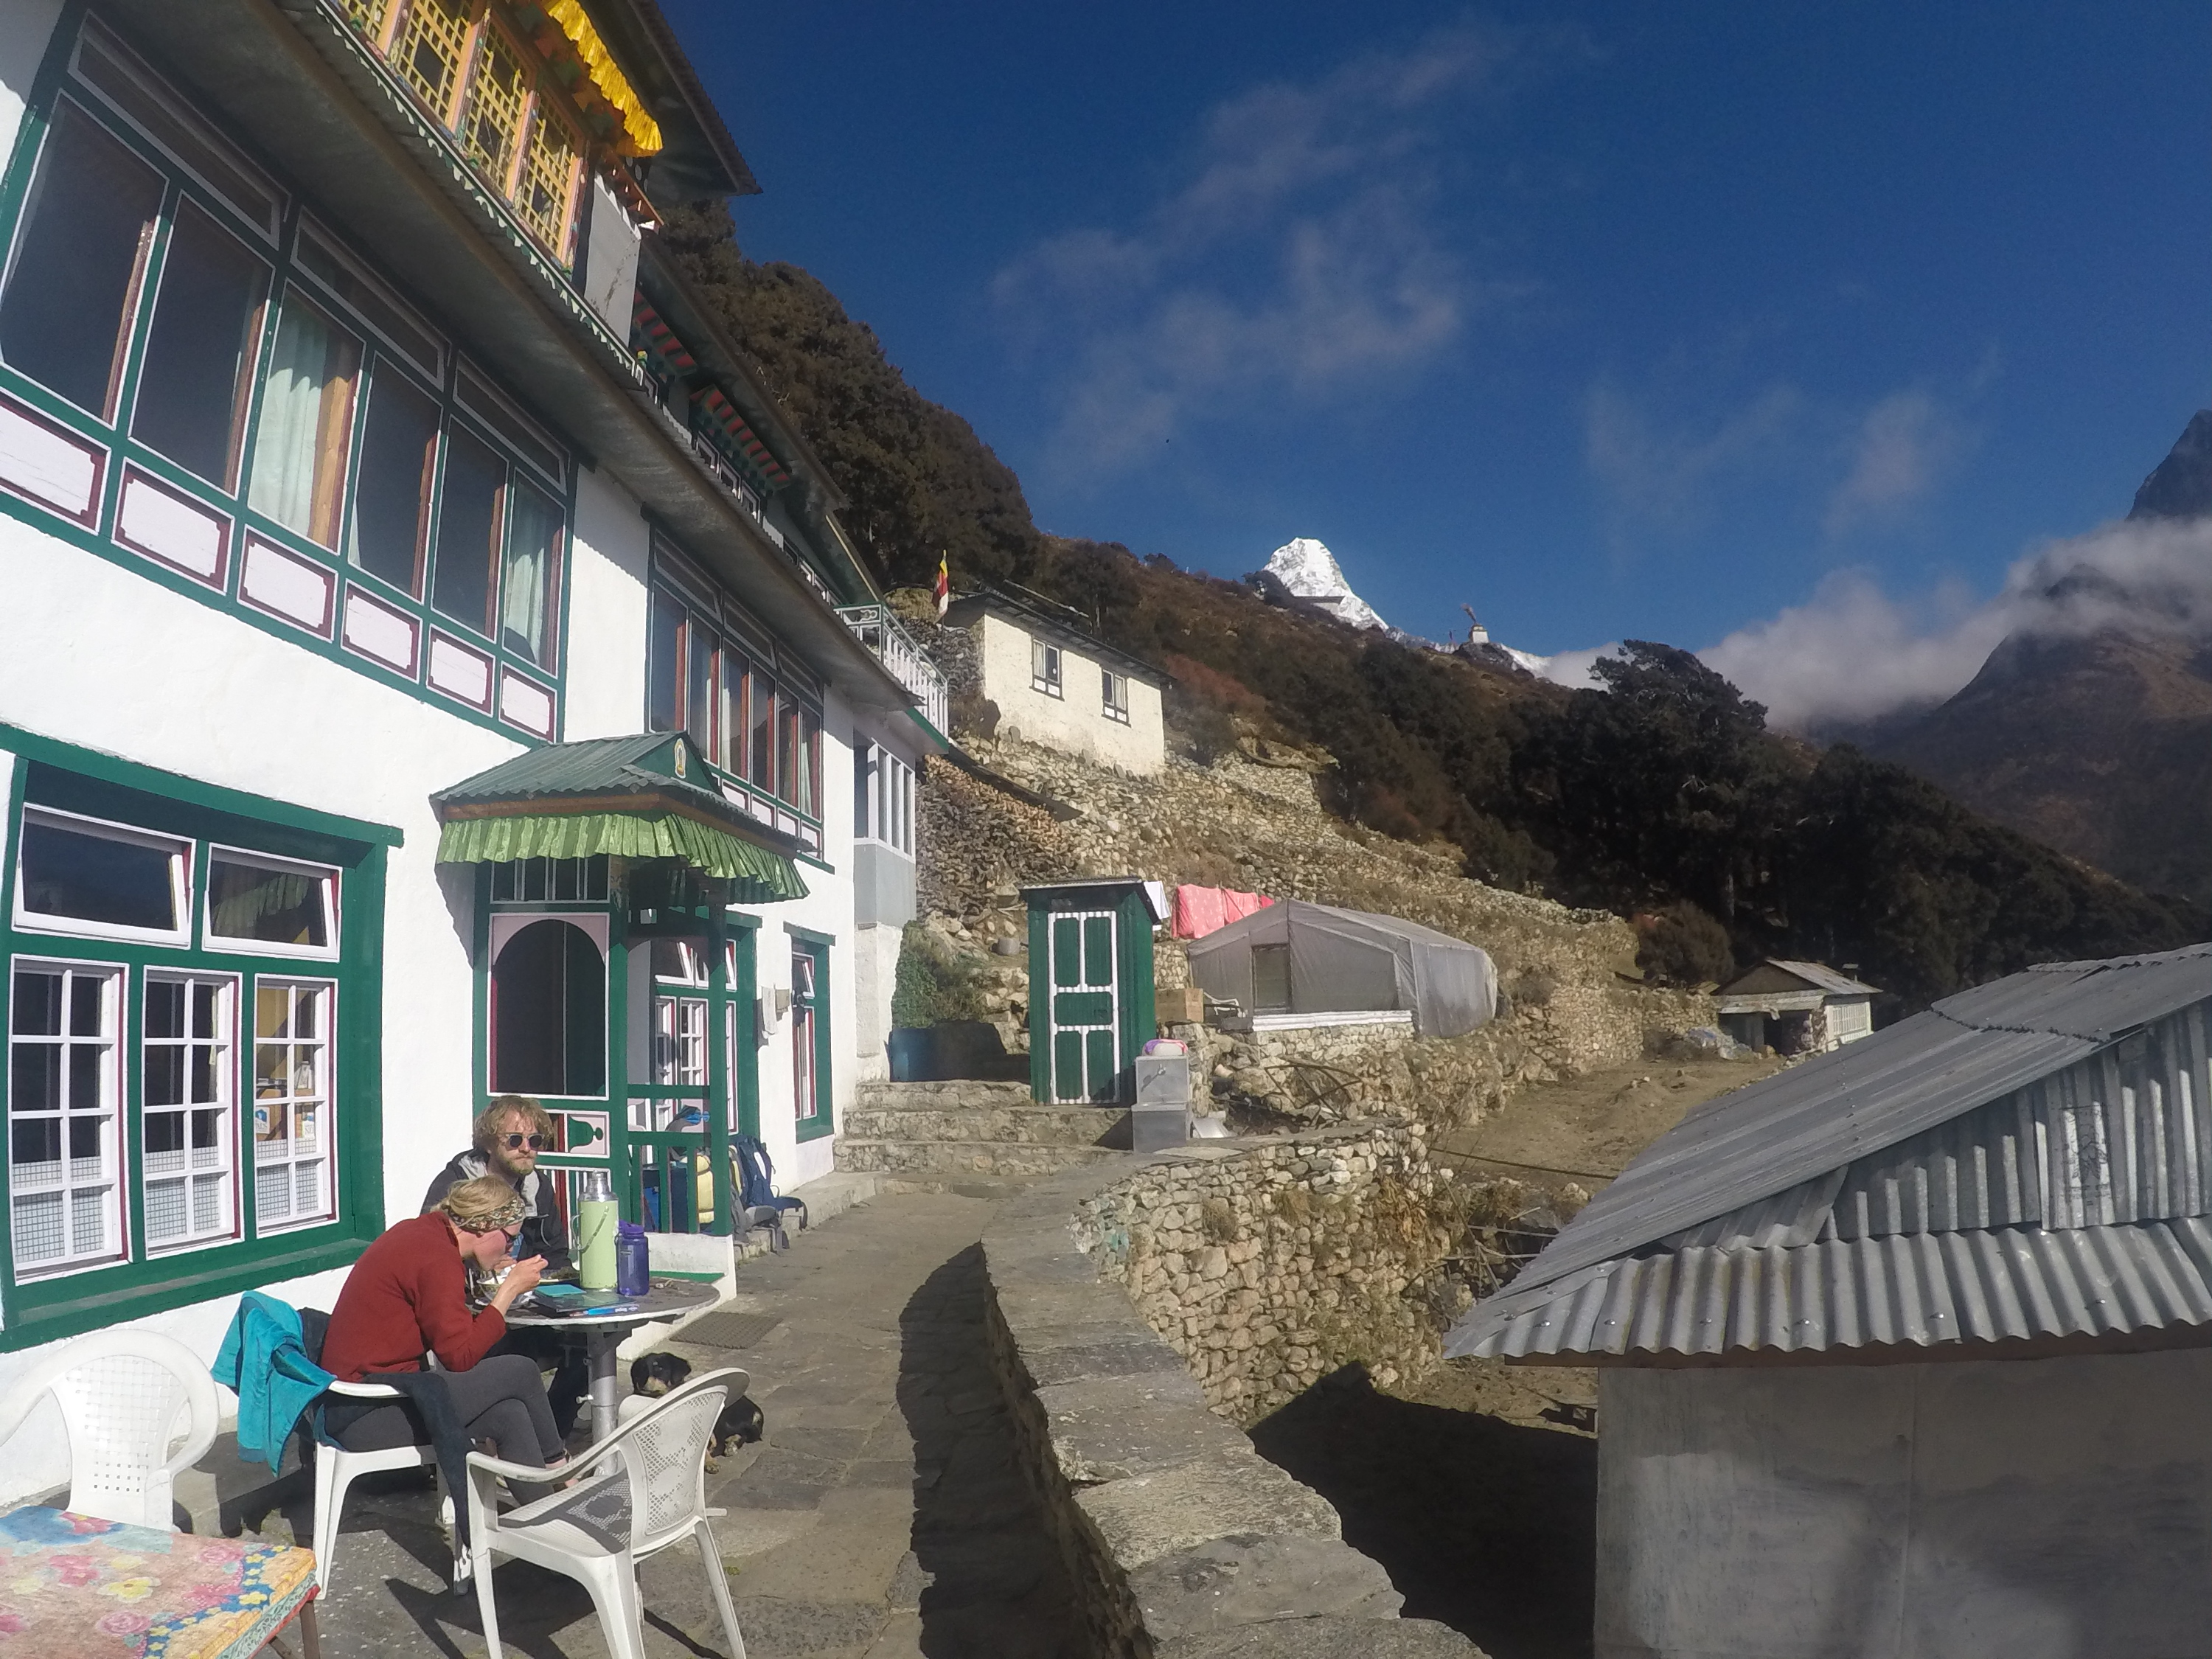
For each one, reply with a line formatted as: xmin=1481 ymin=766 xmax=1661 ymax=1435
xmin=1184 ymin=899 xmax=1498 ymax=1037
xmin=1443 ymin=942 xmax=2212 ymax=1659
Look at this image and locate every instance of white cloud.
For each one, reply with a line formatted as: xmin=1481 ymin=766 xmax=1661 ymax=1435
xmin=992 ymin=27 xmax=1517 ymax=482
xmin=1699 ymin=515 xmax=2212 ymax=734
xmin=1822 ymin=389 xmax=1968 ymax=536
xmin=1700 ymin=568 xmax=2005 ymax=732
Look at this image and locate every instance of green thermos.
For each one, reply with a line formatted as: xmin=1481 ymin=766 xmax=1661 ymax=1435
xmin=577 ymin=1168 xmax=619 ymax=1290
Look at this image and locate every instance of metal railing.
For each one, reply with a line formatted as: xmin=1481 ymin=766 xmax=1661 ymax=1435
xmin=838 ymin=604 xmax=950 ymax=731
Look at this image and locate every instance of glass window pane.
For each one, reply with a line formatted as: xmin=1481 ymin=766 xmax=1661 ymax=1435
xmin=491 ymin=919 xmax=605 ymax=1096
xmin=74 ymin=27 xmax=279 ymax=234
xmin=13 ymin=970 xmax=61 ymax=1037
xmin=208 ymin=855 xmax=330 ymax=947
xmin=500 ymin=480 xmax=562 ymax=668
xmin=348 ymin=366 xmax=439 ymax=594
xmin=647 ymin=589 xmax=681 ymax=733
xmin=0 ymin=100 xmax=163 ymax=417
xmin=130 ymin=201 xmax=269 ymax=487
xmin=799 ymin=709 xmax=819 ymax=818
xmin=749 ymin=677 xmax=775 ymax=793
xmin=248 ymin=295 xmax=361 ymax=547
xmin=431 ymin=425 xmax=503 ymax=635
xmin=295 ymin=226 xmax=441 ymax=378
xmin=720 ymin=652 xmax=749 ymax=775
xmin=18 ymin=815 xmax=179 ymax=932
xmin=686 ymin=624 xmax=713 ymax=750
xmin=778 ymin=703 xmax=800 ymax=806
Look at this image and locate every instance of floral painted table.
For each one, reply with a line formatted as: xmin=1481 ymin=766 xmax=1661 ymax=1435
xmin=0 ymin=1506 xmax=319 ymax=1658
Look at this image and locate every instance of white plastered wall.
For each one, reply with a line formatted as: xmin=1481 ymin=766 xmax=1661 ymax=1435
xmin=846 ymin=703 xmax=927 ymax=1081
xmin=729 ymin=690 xmax=857 ymax=1190
xmin=973 ymin=613 xmax=1164 ymax=774
xmin=558 ymin=466 xmax=650 ymax=740
xmin=0 ymin=513 xmax=529 ymax=1503
xmin=1596 ymin=1351 xmax=2212 ymax=1659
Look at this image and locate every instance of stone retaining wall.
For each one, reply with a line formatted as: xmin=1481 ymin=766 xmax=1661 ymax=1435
xmin=981 ymin=1153 xmax=1481 ymax=1658
xmin=1076 ymin=1123 xmax=1452 ymax=1423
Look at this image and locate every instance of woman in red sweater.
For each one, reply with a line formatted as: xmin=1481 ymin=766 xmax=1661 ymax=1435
xmin=321 ymin=1175 xmax=566 ymax=1473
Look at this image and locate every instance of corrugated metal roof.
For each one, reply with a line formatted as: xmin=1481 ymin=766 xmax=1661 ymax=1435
xmin=432 ymin=734 xmax=672 ymax=804
xmin=1444 ymin=944 xmax=2212 ymax=1360
xmin=1767 ymin=959 xmax=1882 ymax=996
xmin=1453 ymin=1217 xmax=2212 ymax=1359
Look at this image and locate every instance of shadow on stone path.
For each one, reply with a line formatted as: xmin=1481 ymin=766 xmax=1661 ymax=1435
xmin=897 ymin=1244 xmax=1079 ymax=1658
xmin=1248 ymin=1366 xmax=1596 ymax=1659
xmin=291 ymin=1190 xmax=1079 ymax=1659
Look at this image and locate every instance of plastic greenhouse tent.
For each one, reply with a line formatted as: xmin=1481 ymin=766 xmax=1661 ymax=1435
xmin=1184 ymin=899 xmax=1499 ymax=1037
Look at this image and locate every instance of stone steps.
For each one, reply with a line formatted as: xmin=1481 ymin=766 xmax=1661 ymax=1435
xmin=835 ymin=1138 xmax=1127 ymax=1178
xmin=854 ymin=1079 xmax=1037 ymax=1109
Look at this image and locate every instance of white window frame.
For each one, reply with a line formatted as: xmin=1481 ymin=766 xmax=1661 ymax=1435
xmin=251 ymin=975 xmax=338 ymax=1233
xmin=1031 ymin=636 xmax=1063 ymax=698
xmin=856 ymin=745 xmax=916 ymax=858
xmin=791 ymin=947 xmax=821 ymax=1124
xmin=1102 ymin=669 xmax=1130 ymax=725
xmin=13 ymin=805 xmax=192 ymax=948
xmin=140 ymin=968 xmax=240 ymax=1254
xmin=202 ymin=845 xmax=341 ymax=961
xmin=7 ymin=956 xmax=128 ymax=1277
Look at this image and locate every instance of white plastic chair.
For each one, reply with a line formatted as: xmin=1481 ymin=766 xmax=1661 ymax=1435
xmin=310 ymin=1376 xmax=459 ymax=1593
xmin=466 ymin=1366 xmax=748 ymax=1659
xmin=0 ymin=1328 xmax=220 ymax=1528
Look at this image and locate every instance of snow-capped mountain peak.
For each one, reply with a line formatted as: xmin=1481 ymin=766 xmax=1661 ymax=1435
xmin=1263 ymin=538 xmax=1388 ymax=632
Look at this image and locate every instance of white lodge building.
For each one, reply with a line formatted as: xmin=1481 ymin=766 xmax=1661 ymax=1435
xmin=944 ymin=589 xmax=1166 ymax=776
xmin=0 ymin=0 xmax=945 ymax=1495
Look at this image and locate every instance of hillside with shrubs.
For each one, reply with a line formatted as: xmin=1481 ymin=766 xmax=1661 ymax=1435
xmin=658 ymin=204 xmax=2208 ymax=1013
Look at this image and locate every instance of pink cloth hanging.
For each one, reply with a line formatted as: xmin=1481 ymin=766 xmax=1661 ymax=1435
xmin=1172 ymin=885 xmax=1273 ymax=939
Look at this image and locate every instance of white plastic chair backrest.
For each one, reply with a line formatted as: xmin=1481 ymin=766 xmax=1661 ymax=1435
xmin=0 ymin=1329 xmax=220 ymax=1528
xmin=576 ymin=1366 xmax=745 ymax=1555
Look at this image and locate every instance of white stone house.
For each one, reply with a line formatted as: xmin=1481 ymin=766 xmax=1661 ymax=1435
xmin=0 ymin=0 xmax=944 ymax=1500
xmin=1714 ymin=957 xmax=1878 ymax=1053
xmin=944 ymin=590 xmax=1166 ymax=776
xmin=1448 ymin=944 xmax=2212 ymax=1659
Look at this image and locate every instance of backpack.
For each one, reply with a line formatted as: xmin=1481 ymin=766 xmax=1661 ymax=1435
xmin=731 ymin=1133 xmax=807 ymax=1249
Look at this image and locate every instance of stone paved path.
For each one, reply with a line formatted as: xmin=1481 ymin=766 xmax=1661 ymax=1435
xmin=305 ymin=1190 xmax=1079 ymax=1658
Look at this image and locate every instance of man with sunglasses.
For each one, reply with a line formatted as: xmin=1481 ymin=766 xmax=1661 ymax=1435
xmin=422 ymin=1095 xmax=587 ymax=1435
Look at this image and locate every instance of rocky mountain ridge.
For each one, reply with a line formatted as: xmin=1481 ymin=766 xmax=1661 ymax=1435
xmin=1868 ymin=409 xmax=2212 ymax=904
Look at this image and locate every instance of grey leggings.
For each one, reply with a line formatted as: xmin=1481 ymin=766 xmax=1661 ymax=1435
xmin=333 ymin=1353 xmax=564 ymax=1467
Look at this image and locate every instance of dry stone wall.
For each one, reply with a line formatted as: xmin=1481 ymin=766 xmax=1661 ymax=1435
xmin=1076 ymin=1122 xmax=1455 ymax=1425
xmin=983 ymin=1158 xmax=1481 ymax=1658
xmin=919 ymin=753 xmax=1078 ymax=917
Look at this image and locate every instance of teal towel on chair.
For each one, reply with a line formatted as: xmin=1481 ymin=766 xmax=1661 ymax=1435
xmin=213 ymin=1291 xmax=332 ymax=1472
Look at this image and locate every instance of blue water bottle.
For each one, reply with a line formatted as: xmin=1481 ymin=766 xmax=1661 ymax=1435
xmin=615 ymin=1222 xmax=650 ymax=1298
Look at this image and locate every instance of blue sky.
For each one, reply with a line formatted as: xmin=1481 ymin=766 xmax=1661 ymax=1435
xmin=661 ymin=1 xmax=2211 ymax=723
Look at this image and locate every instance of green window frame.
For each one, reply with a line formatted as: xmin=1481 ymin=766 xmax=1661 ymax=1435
xmin=0 ymin=728 xmax=393 ymax=1350
xmin=0 ymin=14 xmax=576 ymax=746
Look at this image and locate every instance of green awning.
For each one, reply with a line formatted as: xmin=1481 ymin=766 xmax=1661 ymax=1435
xmin=436 ymin=811 xmax=806 ymax=901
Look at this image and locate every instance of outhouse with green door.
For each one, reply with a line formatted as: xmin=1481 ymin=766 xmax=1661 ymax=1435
xmin=1024 ymin=877 xmax=1167 ymax=1104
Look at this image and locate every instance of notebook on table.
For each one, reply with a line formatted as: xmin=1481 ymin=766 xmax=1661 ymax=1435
xmin=526 ymin=1284 xmax=639 ymax=1316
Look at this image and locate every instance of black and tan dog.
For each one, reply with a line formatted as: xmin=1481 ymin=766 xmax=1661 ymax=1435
xmin=630 ymin=1351 xmax=765 ymax=1471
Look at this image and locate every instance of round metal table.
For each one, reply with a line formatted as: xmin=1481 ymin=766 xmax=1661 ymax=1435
xmin=504 ymin=1278 xmax=719 ymax=1443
